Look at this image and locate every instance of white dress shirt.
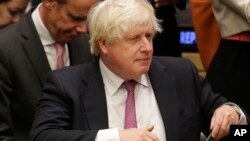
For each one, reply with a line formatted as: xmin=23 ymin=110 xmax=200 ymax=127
xmin=31 ymin=4 xmax=69 ymax=70
xmin=95 ymin=59 xmax=166 ymax=141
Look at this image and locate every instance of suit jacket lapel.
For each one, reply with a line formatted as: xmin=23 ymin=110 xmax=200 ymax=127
xmin=80 ymin=60 xmax=109 ymax=129
xmin=20 ymin=12 xmax=51 ymax=85
xmin=149 ymin=60 xmax=179 ymax=141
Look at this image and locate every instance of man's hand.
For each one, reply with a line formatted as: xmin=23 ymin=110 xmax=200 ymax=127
xmin=120 ymin=125 xmax=159 ymax=141
xmin=154 ymin=0 xmax=177 ymax=8
xmin=210 ymin=105 xmax=239 ymax=140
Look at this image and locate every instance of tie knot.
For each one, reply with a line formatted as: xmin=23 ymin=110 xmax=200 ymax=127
xmin=55 ymin=43 xmax=65 ymax=55
xmin=124 ymin=80 xmax=136 ymax=92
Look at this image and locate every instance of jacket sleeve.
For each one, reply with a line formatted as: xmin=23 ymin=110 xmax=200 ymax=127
xmin=0 ymin=45 xmax=14 ymax=141
xmin=30 ymin=71 xmax=98 ymax=141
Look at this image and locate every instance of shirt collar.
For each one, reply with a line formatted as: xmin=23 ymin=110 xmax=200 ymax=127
xmin=99 ymin=58 xmax=150 ymax=96
xmin=31 ymin=3 xmax=55 ymax=46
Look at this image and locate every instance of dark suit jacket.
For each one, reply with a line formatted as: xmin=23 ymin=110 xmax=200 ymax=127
xmin=30 ymin=57 xmax=232 ymax=141
xmin=0 ymin=11 xmax=93 ymax=141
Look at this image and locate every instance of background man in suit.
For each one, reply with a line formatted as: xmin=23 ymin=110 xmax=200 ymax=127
xmin=0 ymin=0 xmax=99 ymax=140
xmin=30 ymin=0 xmax=247 ymax=141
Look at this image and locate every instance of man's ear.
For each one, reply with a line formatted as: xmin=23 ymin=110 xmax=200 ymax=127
xmin=98 ymin=39 xmax=108 ymax=54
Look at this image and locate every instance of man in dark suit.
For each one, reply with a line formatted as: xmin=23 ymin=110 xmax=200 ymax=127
xmin=0 ymin=0 xmax=99 ymax=140
xmin=30 ymin=0 xmax=248 ymax=141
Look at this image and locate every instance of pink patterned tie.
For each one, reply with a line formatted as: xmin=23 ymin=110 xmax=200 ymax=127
xmin=55 ymin=43 xmax=65 ymax=69
xmin=124 ymin=80 xmax=137 ymax=128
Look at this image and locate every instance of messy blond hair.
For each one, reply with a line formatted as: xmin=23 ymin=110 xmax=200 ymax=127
xmin=87 ymin=0 xmax=162 ymax=56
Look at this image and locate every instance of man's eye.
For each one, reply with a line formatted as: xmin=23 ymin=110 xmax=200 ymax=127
xmin=146 ymin=34 xmax=153 ymax=40
xmin=130 ymin=36 xmax=139 ymax=40
xmin=71 ymin=16 xmax=82 ymax=21
xmin=9 ymin=10 xmax=18 ymax=16
xmin=69 ymin=14 xmax=86 ymax=22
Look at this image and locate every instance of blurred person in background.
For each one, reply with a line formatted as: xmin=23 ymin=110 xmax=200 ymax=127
xmin=206 ymin=0 xmax=250 ymax=115
xmin=0 ymin=0 xmax=29 ymax=29
xmin=0 ymin=0 xmax=98 ymax=140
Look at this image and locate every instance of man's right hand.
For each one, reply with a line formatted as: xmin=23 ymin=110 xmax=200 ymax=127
xmin=120 ymin=125 xmax=159 ymax=141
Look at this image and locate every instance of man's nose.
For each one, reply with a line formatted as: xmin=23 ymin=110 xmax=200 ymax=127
xmin=141 ymin=37 xmax=152 ymax=51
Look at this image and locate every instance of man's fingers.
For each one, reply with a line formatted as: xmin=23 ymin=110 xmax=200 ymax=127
xmin=215 ymin=116 xmax=230 ymax=139
xmin=210 ymin=115 xmax=215 ymax=130
xmin=211 ymin=112 xmax=224 ymax=138
xmin=211 ymin=110 xmax=233 ymax=139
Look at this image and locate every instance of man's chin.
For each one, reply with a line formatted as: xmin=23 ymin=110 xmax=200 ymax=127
xmin=138 ymin=67 xmax=150 ymax=74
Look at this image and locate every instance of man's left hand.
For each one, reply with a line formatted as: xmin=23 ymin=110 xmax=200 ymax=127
xmin=210 ymin=105 xmax=239 ymax=140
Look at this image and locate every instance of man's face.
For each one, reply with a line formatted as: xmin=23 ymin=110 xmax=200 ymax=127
xmin=0 ymin=0 xmax=28 ymax=28
xmin=100 ymin=25 xmax=154 ymax=80
xmin=47 ymin=0 xmax=98 ymax=43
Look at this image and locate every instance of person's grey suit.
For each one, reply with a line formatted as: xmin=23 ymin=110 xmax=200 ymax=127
xmin=0 ymin=11 xmax=93 ymax=141
xmin=30 ymin=57 xmax=237 ymax=141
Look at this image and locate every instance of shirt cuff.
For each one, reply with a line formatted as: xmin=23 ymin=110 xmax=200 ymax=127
xmin=225 ymin=102 xmax=247 ymax=125
xmin=95 ymin=128 xmax=120 ymax=141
